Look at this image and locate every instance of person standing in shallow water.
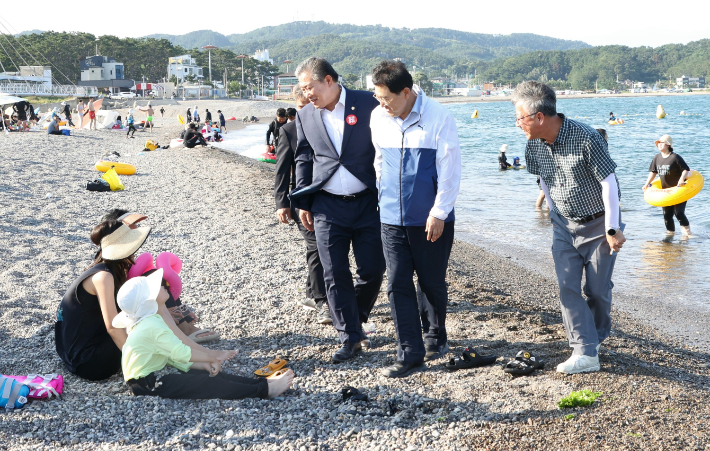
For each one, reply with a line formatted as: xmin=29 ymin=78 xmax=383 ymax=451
xmin=643 ymin=134 xmax=692 ymax=236
xmin=512 ymin=80 xmax=626 ymax=374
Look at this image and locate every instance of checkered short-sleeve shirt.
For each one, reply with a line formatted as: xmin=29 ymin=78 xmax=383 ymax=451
xmin=525 ymin=115 xmax=620 ymax=221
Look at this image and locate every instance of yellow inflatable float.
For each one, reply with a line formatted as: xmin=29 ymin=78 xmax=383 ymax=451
xmin=471 ymin=110 xmax=479 ymax=119
xmin=608 ymin=119 xmax=625 ymax=125
xmin=656 ymin=105 xmax=666 ymax=119
xmin=95 ymin=161 xmax=137 ymax=175
xmin=178 ymin=115 xmax=186 ymax=125
xmin=644 ymin=171 xmax=704 ymax=207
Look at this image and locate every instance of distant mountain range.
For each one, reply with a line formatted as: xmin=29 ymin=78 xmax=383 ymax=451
xmin=145 ymin=21 xmax=592 ymax=73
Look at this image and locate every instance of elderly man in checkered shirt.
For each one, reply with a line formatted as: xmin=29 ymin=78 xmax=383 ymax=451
xmin=512 ymin=81 xmax=626 ymax=374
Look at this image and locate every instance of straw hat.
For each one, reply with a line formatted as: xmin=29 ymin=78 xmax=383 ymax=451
xmin=112 ymin=268 xmax=163 ymax=331
xmin=655 ymin=135 xmax=672 ymax=146
xmin=117 ymin=213 xmax=148 ymax=229
xmin=500 ymin=144 xmax=508 ymax=153
xmin=100 ymin=224 xmax=151 ymax=260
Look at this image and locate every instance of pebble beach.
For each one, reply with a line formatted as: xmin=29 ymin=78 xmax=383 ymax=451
xmin=1 ymin=105 xmax=709 ymax=450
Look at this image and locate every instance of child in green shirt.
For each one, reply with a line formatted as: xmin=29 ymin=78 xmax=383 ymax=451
xmin=114 ymin=269 xmax=294 ymax=399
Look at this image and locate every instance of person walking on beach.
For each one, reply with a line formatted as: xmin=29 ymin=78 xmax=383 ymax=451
xmin=275 ymin=85 xmax=330 ymax=324
xmin=160 ymin=107 xmax=165 ymax=118
xmin=62 ymin=102 xmax=75 ymax=127
xmin=126 ymin=110 xmax=137 ymax=138
xmin=218 ymin=110 xmax=226 ymax=134
xmin=87 ymin=98 xmax=97 ymax=130
xmin=266 ymin=108 xmax=288 ymax=153
xmin=290 ymin=57 xmax=386 ymax=363
xmin=193 ymin=106 xmax=199 ymax=125
xmin=512 ymin=80 xmax=625 ymax=374
xmin=186 ymin=108 xmax=192 ymax=122
xmin=370 ymin=61 xmax=461 ymax=378
xmin=138 ymin=104 xmax=155 ymax=131
xmin=643 ymin=135 xmax=692 ymax=236
xmin=77 ymin=100 xmax=85 ymax=128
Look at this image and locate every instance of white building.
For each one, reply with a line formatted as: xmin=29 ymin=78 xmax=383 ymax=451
xmin=451 ymin=87 xmax=483 ymax=97
xmin=676 ymin=75 xmax=705 ymax=88
xmin=81 ymin=56 xmax=125 ymax=82
xmin=253 ymin=49 xmax=273 ymax=65
xmin=168 ymin=55 xmax=204 ymax=82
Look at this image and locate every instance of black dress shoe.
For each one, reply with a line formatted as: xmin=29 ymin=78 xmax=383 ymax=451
xmin=332 ymin=342 xmax=362 ymax=363
xmin=381 ymin=361 xmax=425 ymax=378
xmin=424 ymin=342 xmax=449 ymax=362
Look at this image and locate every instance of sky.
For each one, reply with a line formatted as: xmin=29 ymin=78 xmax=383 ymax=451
xmin=2 ymin=1 xmax=709 ymax=48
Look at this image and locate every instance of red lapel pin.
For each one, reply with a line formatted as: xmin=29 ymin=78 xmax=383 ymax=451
xmin=346 ymin=114 xmax=358 ymax=125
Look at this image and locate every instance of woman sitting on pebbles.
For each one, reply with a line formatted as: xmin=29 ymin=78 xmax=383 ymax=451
xmin=55 ymin=219 xmax=235 ymax=381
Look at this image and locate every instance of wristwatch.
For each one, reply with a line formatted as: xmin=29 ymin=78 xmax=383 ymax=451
xmin=606 ymin=227 xmax=620 ymax=236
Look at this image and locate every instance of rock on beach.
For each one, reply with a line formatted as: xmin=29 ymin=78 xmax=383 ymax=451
xmin=0 ymin=109 xmax=709 ymax=450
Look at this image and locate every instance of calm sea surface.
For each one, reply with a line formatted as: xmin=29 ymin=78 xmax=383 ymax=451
xmin=449 ymin=95 xmax=710 ymax=308
xmin=216 ymin=95 xmax=710 ymax=311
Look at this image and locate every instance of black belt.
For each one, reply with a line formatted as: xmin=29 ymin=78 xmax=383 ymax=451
xmin=320 ymin=189 xmax=371 ymax=201
xmin=573 ymin=211 xmax=604 ymax=224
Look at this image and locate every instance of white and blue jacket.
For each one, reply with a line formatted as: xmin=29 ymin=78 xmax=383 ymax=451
xmin=371 ymin=85 xmax=461 ymax=227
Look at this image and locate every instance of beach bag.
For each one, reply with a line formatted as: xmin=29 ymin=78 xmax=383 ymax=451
xmin=101 ymin=167 xmax=124 ymax=191
xmin=145 ymin=140 xmax=158 ymax=151
xmin=4 ymin=374 xmax=63 ymax=399
xmin=86 ymin=179 xmax=111 ymax=192
xmin=61 ymin=129 xmax=71 ymax=136
xmin=0 ymin=376 xmax=30 ymax=410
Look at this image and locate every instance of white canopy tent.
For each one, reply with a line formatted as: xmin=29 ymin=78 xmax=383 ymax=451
xmin=0 ymin=93 xmax=28 ymax=135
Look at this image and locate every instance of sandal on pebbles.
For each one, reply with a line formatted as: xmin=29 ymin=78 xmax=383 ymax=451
xmin=503 ymin=350 xmax=545 ymax=376
xmin=445 ymin=347 xmax=497 ymax=371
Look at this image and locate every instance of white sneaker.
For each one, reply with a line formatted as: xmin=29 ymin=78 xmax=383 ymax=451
xmin=556 ymin=354 xmax=600 ymax=374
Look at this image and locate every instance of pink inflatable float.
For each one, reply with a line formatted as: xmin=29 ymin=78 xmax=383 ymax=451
xmin=127 ymin=252 xmax=183 ymax=299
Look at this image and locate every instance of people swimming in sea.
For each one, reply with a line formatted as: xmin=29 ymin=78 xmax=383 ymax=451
xmin=512 ymin=157 xmax=523 ymax=168
xmin=609 ymin=112 xmax=616 ymax=122
xmin=498 ymin=144 xmax=511 ymax=170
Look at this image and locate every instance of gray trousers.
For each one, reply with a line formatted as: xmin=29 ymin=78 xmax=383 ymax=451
xmin=550 ymin=211 xmax=618 ymax=357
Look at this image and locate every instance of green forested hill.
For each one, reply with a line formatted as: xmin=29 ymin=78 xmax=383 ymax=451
xmin=145 ymin=21 xmax=591 ymax=65
xmin=478 ymin=40 xmax=710 ymax=89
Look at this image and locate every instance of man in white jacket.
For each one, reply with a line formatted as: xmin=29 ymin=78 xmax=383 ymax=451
xmin=370 ymin=60 xmax=461 ymax=378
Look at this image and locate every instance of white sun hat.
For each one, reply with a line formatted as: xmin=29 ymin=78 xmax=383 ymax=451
xmin=112 ymin=268 xmax=164 ymax=331
xmin=500 ymin=144 xmax=508 ymax=153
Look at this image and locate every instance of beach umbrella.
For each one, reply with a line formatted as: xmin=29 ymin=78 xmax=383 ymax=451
xmin=0 ymin=94 xmax=27 ymax=106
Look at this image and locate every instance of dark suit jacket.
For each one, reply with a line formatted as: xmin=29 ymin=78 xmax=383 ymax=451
xmin=274 ymin=120 xmax=298 ymax=209
xmin=289 ymin=88 xmax=380 ymax=211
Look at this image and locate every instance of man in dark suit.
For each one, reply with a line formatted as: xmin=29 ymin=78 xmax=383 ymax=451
xmin=275 ymin=85 xmax=330 ymax=324
xmin=290 ymin=57 xmax=386 ymax=363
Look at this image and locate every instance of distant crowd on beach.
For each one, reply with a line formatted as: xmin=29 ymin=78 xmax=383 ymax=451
xmin=49 ymin=55 xmax=698 ymax=402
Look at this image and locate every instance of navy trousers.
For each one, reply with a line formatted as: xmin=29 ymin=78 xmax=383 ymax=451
xmin=312 ymin=192 xmax=385 ymax=344
xmin=381 ymin=221 xmax=454 ymax=363
xmin=293 ymin=209 xmax=326 ymax=304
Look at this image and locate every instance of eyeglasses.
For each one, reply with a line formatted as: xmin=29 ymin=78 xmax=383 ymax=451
xmin=373 ymin=93 xmax=395 ymax=106
xmin=515 ymin=112 xmax=537 ymax=124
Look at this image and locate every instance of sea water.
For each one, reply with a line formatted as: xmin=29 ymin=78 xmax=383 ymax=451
xmin=218 ymin=95 xmax=710 ymax=310
xmin=449 ymin=95 xmax=710 ymax=308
